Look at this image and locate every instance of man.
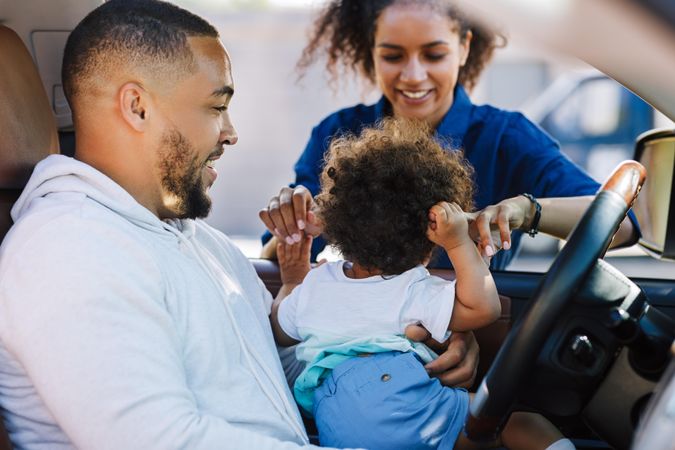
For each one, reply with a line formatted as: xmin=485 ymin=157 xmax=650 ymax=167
xmin=0 ymin=1 xmax=315 ymax=448
xmin=0 ymin=1 xmax=475 ymax=448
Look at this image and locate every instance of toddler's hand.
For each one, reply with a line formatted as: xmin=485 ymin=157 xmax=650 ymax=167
xmin=278 ymin=234 xmax=313 ymax=286
xmin=427 ymin=202 xmax=472 ymax=251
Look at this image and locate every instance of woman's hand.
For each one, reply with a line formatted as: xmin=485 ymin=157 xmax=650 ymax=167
xmin=466 ymin=195 xmax=533 ymax=257
xmin=467 ymin=194 xmax=637 ymax=255
xmin=405 ymin=326 xmax=479 ymax=389
xmin=259 ymin=186 xmax=323 ymax=259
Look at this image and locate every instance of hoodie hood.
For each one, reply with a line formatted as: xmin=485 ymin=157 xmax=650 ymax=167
xmin=12 ymin=154 xmax=188 ymax=238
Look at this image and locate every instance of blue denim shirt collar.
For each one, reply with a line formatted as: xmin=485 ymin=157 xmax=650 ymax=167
xmin=435 ymin=85 xmax=473 ymax=145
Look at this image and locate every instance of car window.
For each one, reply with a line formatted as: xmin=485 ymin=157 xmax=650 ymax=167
xmin=538 ymin=77 xmax=655 ymax=181
xmin=544 ymin=78 xmax=622 ymax=139
xmin=515 ymin=77 xmax=670 ymax=278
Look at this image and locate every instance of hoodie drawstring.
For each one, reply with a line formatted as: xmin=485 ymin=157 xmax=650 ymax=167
xmin=170 ymin=229 xmax=308 ymax=443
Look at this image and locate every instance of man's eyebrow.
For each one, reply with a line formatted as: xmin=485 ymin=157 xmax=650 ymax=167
xmin=377 ymin=40 xmax=449 ymax=49
xmin=211 ymin=85 xmax=234 ymax=98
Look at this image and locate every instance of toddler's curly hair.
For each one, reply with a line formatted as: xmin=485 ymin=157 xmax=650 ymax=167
xmin=317 ymin=118 xmax=475 ymax=275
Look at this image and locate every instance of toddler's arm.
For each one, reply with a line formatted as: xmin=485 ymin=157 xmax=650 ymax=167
xmin=427 ymin=202 xmax=501 ymax=332
xmin=269 ymin=235 xmax=313 ymax=347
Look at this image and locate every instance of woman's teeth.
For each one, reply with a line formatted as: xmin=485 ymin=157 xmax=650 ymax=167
xmin=205 ymin=160 xmax=216 ymax=169
xmin=401 ymin=90 xmax=430 ymax=99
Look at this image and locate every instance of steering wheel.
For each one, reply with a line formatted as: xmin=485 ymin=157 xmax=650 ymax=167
xmin=465 ymin=160 xmax=647 ymax=439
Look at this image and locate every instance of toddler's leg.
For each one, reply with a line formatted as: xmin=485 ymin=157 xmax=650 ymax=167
xmin=501 ymin=412 xmax=575 ymax=450
xmin=454 ymin=395 xmax=575 ymax=450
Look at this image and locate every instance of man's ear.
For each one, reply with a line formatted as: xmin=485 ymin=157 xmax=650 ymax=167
xmin=119 ymin=82 xmax=149 ymax=132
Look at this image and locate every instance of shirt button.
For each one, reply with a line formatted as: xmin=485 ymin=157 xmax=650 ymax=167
xmin=381 ymin=374 xmax=391 ymax=382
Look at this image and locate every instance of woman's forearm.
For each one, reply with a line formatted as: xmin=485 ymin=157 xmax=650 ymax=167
xmin=532 ymin=196 xmax=638 ymax=248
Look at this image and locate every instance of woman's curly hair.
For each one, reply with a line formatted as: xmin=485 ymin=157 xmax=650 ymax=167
xmin=316 ymin=118 xmax=475 ymax=275
xmin=297 ymin=0 xmax=504 ymax=91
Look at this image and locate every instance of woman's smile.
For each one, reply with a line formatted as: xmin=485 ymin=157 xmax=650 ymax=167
xmin=398 ymin=88 xmax=434 ymax=103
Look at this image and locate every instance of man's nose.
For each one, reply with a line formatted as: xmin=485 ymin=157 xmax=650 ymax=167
xmin=400 ymin=57 xmax=427 ymax=83
xmin=220 ymin=116 xmax=238 ymax=146
xmin=222 ymin=130 xmax=237 ymax=146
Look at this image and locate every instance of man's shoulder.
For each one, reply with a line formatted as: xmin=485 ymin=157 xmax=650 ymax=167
xmin=12 ymin=191 xmax=137 ymax=235
xmin=1 ymin=195 xmax=158 ymax=275
xmin=4 ymin=194 xmax=90 ymax=251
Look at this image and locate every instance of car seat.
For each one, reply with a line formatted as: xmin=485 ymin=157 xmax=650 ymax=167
xmin=0 ymin=24 xmax=60 ymax=450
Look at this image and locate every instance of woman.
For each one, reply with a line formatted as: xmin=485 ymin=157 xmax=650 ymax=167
xmin=260 ymin=0 xmax=637 ymax=268
xmin=259 ymin=0 xmax=638 ymax=388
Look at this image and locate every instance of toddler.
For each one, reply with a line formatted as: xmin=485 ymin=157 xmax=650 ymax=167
xmin=270 ymin=119 xmax=574 ymax=450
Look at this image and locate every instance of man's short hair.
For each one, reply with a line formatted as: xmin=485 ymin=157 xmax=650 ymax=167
xmin=62 ymin=0 xmax=219 ymax=109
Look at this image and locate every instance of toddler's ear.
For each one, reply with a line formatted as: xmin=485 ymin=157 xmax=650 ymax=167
xmin=427 ymin=209 xmax=438 ymax=231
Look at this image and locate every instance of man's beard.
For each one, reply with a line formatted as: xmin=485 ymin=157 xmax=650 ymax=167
xmin=158 ymin=128 xmax=212 ymax=219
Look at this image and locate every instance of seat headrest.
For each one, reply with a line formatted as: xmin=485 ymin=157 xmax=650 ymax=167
xmin=0 ymin=25 xmax=59 ymax=190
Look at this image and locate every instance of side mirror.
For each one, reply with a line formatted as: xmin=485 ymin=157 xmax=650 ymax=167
xmin=633 ymin=129 xmax=675 ymax=261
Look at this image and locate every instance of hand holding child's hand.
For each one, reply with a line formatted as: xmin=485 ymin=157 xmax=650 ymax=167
xmin=405 ymin=326 xmax=479 ymax=388
xmin=260 ymin=185 xmax=323 ymax=244
xmin=278 ymin=235 xmax=313 ymax=286
xmin=426 ymin=202 xmax=472 ymax=251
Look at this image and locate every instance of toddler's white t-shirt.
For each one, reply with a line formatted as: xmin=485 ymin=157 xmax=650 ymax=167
xmin=278 ymin=261 xmax=455 ymax=345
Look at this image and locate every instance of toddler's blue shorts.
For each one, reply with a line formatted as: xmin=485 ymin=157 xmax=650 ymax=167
xmin=313 ymin=351 xmax=469 ymax=450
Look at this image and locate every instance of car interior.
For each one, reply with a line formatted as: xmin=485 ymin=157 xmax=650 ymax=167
xmin=1 ymin=3 xmax=674 ymax=450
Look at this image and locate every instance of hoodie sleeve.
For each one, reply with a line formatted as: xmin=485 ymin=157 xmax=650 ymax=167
xmin=0 ymin=217 xmax=334 ymax=450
